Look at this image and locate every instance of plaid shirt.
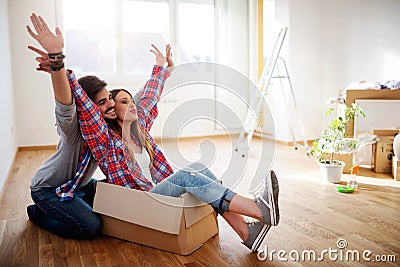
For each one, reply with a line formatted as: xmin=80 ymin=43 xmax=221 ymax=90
xmin=55 ymin=144 xmax=92 ymax=201
xmin=68 ymin=65 xmax=174 ymax=191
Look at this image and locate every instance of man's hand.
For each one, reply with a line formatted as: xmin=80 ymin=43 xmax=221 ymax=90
xmin=28 ymin=45 xmax=51 ymax=73
xmin=26 ymin=13 xmax=71 ymax=105
xmin=150 ymin=44 xmax=167 ymax=66
xmin=26 ymin=13 xmax=64 ymax=54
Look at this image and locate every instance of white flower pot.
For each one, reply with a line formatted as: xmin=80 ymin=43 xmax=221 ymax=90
xmin=318 ymin=160 xmax=345 ymax=183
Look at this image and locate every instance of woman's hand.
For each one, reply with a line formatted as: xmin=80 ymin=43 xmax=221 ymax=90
xmin=28 ymin=45 xmax=51 ymax=73
xmin=166 ymin=44 xmax=174 ymax=69
xmin=26 ymin=13 xmax=64 ymax=54
xmin=150 ymin=44 xmax=167 ymax=66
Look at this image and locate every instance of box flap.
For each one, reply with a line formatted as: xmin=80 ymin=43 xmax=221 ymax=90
xmin=93 ymin=182 xmax=184 ymax=234
xmin=372 ymin=129 xmax=400 ymax=137
xmin=181 ymin=193 xmax=214 ymax=228
xmin=376 ymin=136 xmax=394 ymax=143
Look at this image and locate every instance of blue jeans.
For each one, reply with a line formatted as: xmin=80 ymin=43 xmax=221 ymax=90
xmin=28 ymin=179 xmax=102 ymax=239
xmin=150 ymin=163 xmax=236 ymax=214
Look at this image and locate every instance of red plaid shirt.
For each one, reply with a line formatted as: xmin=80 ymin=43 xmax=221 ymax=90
xmin=68 ymin=65 xmax=174 ymax=191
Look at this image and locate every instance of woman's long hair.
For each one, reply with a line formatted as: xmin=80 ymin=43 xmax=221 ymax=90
xmin=107 ymin=89 xmax=155 ymax=166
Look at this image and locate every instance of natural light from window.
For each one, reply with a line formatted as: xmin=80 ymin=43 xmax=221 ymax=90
xmin=178 ymin=1 xmax=214 ymax=62
xmin=63 ymin=0 xmax=116 ymax=73
xmin=263 ymin=0 xmax=278 ymax=62
xmin=61 ymin=0 xmax=215 ymax=75
xmin=123 ymin=1 xmax=169 ymax=73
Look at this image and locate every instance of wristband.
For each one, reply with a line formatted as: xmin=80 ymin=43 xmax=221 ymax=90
xmin=48 ymin=52 xmax=65 ymax=60
xmin=48 ymin=52 xmax=66 ymax=72
xmin=50 ymin=63 xmax=65 ymax=72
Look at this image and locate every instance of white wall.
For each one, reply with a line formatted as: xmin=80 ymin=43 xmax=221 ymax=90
xmin=272 ymin=0 xmax=400 ymax=142
xmin=0 ymin=0 xmax=18 ymax=194
xmin=8 ymin=0 xmax=59 ymax=147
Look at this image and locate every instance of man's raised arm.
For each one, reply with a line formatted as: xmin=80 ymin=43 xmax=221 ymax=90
xmin=27 ymin=13 xmax=71 ymax=105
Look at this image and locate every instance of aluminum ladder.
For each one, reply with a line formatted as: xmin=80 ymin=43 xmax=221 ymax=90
xmin=235 ymin=27 xmax=308 ymax=157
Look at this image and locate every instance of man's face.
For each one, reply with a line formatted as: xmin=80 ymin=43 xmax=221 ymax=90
xmin=93 ymin=88 xmax=117 ymax=120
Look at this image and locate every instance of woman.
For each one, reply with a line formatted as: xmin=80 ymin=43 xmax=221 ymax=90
xmin=28 ymin=13 xmax=279 ymax=252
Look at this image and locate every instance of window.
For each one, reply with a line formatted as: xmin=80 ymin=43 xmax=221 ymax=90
xmin=122 ymin=1 xmax=169 ymax=73
xmin=263 ymin=0 xmax=279 ymax=62
xmin=61 ymin=0 xmax=215 ymax=77
xmin=60 ymin=0 xmax=252 ymax=137
xmin=177 ymin=0 xmax=214 ymax=63
xmin=63 ymin=0 xmax=116 ymax=73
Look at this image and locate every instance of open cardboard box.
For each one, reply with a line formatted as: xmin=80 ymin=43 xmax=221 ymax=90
xmin=372 ymin=129 xmax=400 ymax=174
xmin=93 ymin=181 xmax=219 ymax=255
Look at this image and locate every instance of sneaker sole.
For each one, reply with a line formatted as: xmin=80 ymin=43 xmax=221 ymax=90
xmin=266 ymin=170 xmax=279 ymax=226
xmin=251 ymin=224 xmax=271 ymax=252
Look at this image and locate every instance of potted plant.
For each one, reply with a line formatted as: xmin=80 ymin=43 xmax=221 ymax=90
xmin=307 ymin=103 xmax=365 ymax=183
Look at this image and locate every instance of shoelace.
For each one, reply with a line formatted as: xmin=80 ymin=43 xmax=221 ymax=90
xmin=244 ymin=217 xmax=259 ymax=227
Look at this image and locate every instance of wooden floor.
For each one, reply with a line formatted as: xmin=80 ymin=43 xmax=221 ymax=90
xmin=0 ymin=136 xmax=399 ymax=266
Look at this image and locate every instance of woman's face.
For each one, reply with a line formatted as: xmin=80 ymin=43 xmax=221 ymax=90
xmin=114 ymin=91 xmax=138 ymax=123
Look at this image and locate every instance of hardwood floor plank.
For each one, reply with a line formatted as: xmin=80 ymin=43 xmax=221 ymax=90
xmin=80 ymin=254 xmax=98 ymax=267
xmin=0 ymin=219 xmax=6 ymax=249
xmin=39 ymin=244 xmax=54 ymax=267
xmin=101 ymin=237 xmax=128 ymax=266
xmin=93 ymin=251 xmax=113 ymax=267
xmin=25 ymin=220 xmax=39 ymax=267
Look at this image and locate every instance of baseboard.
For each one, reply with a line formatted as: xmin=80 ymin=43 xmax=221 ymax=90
xmin=285 ymin=140 xmax=315 ymax=147
xmin=18 ymin=145 xmax=57 ymax=151
xmin=0 ymin=149 xmax=18 ymax=205
xmin=156 ymin=132 xmax=315 ymax=148
xmin=15 ymin=137 xmax=314 ymax=151
xmin=253 ymin=131 xmax=314 ymax=147
xmin=154 ymin=133 xmax=238 ymax=143
xmin=0 ymin=145 xmax=57 ymax=202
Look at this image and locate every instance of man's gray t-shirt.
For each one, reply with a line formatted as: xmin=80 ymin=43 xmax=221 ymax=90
xmin=30 ymin=98 xmax=98 ymax=191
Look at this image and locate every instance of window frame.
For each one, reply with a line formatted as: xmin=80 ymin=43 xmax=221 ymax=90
xmin=56 ymin=0 xmax=217 ymax=86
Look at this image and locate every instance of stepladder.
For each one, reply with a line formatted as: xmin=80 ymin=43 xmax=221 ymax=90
xmin=235 ymin=27 xmax=308 ymax=157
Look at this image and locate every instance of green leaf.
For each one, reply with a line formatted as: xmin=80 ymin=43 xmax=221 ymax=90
xmin=307 ymin=103 xmax=365 ymax=163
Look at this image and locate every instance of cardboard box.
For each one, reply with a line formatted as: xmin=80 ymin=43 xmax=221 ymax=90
xmin=393 ymin=157 xmax=400 ymax=181
xmin=373 ymin=137 xmax=393 ymax=173
xmin=373 ymin=136 xmax=394 ymax=173
xmin=372 ymin=129 xmax=399 ymax=174
xmin=93 ymin=181 xmax=219 ymax=255
xmin=333 ymin=153 xmax=353 ymax=174
xmin=372 ymin=129 xmax=400 ymax=137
